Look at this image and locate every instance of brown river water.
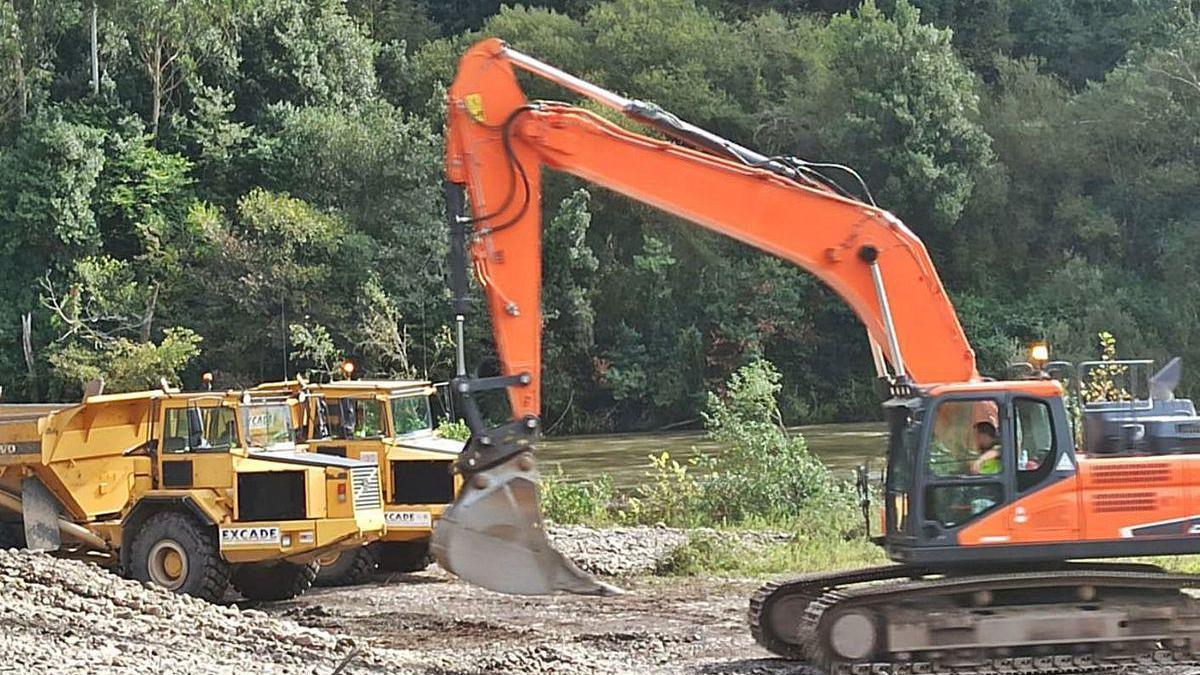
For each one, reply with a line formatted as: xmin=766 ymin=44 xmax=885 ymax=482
xmin=538 ymin=421 xmax=887 ymax=489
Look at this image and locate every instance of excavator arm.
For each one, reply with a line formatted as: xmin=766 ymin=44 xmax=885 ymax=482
xmin=432 ymin=38 xmax=976 ymax=596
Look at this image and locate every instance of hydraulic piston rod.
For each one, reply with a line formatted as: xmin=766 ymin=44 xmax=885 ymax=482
xmin=860 ymin=245 xmax=907 ymax=379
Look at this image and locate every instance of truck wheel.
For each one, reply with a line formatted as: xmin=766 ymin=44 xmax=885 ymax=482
xmin=127 ymin=511 xmax=229 ymax=603
xmin=377 ymin=540 xmax=432 ymax=573
xmin=231 ymin=560 xmax=318 ymax=601
xmin=0 ymin=521 xmax=26 ymax=549
xmin=314 ymin=545 xmax=378 ymax=587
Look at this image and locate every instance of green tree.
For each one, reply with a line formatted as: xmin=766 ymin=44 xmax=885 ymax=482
xmin=1010 ymin=0 xmax=1190 ymax=86
xmin=807 ymin=0 xmax=993 ymax=239
xmin=41 ymin=256 xmax=201 ymax=393
xmin=237 ymin=0 xmax=378 ymax=113
xmin=109 ymin=0 xmax=235 ymax=137
xmin=192 ymin=188 xmax=370 ymax=383
xmin=541 ymin=189 xmax=599 ymax=431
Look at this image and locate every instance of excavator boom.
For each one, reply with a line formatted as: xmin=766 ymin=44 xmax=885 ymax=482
xmin=445 ymin=38 xmax=976 ymax=417
xmin=434 ymin=38 xmax=974 ymax=596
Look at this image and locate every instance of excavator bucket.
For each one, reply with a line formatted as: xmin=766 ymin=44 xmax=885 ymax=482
xmin=431 ymin=451 xmax=621 ymax=596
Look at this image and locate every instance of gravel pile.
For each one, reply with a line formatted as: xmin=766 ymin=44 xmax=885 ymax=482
xmin=549 ymin=524 xmax=691 ymax=575
xmin=548 ymin=525 xmax=792 ymax=577
xmin=0 ymin=549 xmax=428 ymax=674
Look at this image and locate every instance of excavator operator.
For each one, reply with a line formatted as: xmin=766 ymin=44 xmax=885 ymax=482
xmin=970 ymin=421 xmax=1001 ymax=475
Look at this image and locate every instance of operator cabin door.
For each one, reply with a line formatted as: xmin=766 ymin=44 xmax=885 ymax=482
xmin=918 ymin=397 xmax=1012 ymax=546
xmin=1005 ymin=397 xmax=1079 ymax=543
xmin=157 ymin=403 xmax=237 ymax=490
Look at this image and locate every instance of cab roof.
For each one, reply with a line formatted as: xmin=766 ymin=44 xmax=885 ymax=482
xmin=925 ymin=379 xmax=1064 ymax=398
xmin=311 ymin=380 xmax=434 ymax=396
xmin=252 ymin=378 xmax=434 ymax=397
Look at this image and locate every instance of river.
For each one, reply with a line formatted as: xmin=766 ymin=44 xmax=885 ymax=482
xmin=538 ymin=421 xmax=887 ymax=489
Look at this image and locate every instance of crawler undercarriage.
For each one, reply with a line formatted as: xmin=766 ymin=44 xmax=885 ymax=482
xmin=751 ymin=562 xmax=1200 ymax=674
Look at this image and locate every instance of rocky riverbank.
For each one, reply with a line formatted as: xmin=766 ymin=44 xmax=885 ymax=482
xmin=2 ymin=528 xmax=1198 ymax=674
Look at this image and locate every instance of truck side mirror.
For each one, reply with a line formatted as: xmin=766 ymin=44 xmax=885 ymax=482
xmin=315 ymin=398 xmax=330 ymax=439
xmin=186 ymin=408 xmax=204 ymax=450
xmin=339 ymin=399 xmax=356 ymax=439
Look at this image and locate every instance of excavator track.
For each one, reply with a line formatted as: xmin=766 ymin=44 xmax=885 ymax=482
xmin=751 ymin=562 xmax=1200 ymax=674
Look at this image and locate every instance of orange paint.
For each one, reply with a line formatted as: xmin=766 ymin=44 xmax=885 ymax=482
xmin=446 ymin=39 xmax=976 ymax=418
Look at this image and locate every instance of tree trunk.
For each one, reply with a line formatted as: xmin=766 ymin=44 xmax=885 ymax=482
xmin=140 ymin=283 xmax=159 ymax=342
xmin=14 ymin=51 xmax=26 ymax=120
xmin=90 ymin=1 xmax=99 ymax=95
xmin=150 ymin=40 xmax=162 ymax=137
xmin=21 ymin=312 xmax=36 ymax=400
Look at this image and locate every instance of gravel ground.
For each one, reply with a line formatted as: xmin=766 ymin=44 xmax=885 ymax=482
xmin=3 ymin=527 xmax=1200 ymax=674
xmin=0 ymin=549 xmax=427 ymax=674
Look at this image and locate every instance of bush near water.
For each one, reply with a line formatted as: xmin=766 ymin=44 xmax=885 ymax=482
xmin=541 ymin=360 xmax=883 ymax=575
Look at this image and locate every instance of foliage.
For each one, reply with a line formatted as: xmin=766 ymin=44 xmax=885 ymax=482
xmin=0 ymin=0 xmax=1198 ymax=427
xmin=109 ymin=0 xmax=237 ymax=137
xmin=288 ymin=322 xmax=341 ymax=382
xmin=435 ymin=418 xmax=471 ymax=440
xmin=48 ymin=326 xmax=201 ymax=393
xmin=694 ymin=360 xmax=852 ymax=524
xmin=237 ymin=0 xmax=378 ymax=111
xmin=809 ymin=0 xmax=994 ymax=236
xmin=541 ymin=467 xmax=617 ymax=525
xmin=1083 ymin=331 xmax=1132 ymax=403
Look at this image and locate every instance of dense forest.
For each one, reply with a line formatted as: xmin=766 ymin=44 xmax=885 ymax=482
xmin=1 ymin=0 xmax=1198 ymax=432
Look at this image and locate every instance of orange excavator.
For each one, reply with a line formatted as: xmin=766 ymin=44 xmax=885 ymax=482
xmin=431 ymin=38 xmax=1200 ymax=672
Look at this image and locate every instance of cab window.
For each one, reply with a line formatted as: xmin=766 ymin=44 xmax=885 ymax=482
xmin=325 ymin=398 xmax=386 ymax=439
xmin=162 ymin=406 xmax=237 ymax=453
xmin=243 ymin=404 xmax=296 ymax=451
xmin=1015 ymin=398 xmax=1056 ymax=492
xmin=926 ymin=399 xmax=1001 ymax=478
xmin=924 ymin=399 xmax=1003 ymax=529
xmin=390 ymin=396 xmax=432 ymax=437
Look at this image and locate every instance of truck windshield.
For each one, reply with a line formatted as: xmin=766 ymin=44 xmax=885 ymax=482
xmin=390 ymin=396 xmax=432 ymax=437
xmin=243 ymin=404 xmax=296 ymax=451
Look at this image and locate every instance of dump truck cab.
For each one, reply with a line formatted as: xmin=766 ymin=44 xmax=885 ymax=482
xmin=255 ymin=379 xmax=464 ymax=584
xmin=0 ymin=387 xmax=385 ymax=602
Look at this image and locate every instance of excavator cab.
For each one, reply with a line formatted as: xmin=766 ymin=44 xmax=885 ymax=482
xmin=881 ymin=381 xmax=1078 ymax=565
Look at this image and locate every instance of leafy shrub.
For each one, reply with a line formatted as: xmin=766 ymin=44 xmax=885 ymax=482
xmin=691 ymin=359 xmax=855 ymax=526
xmin=435 ymin=418 xmax=470 ymax=441
xmin=619 ymin=450 xmax=705 ymax=527
xmin=540 ymin=467 xmax=616 ymax=525
xmin=543 ymin=359 xmax=860 ymax=531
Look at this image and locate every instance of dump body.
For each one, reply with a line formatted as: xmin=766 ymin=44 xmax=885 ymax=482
xmin=0 ymin=389 xmax=385 ymax=599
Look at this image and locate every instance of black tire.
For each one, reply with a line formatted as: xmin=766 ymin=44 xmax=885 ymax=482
xmin=231 ymin=560 xmax=319 ymax=601
xmin=126 ymin=511 xmax=230 ymax=603
xmin=376 ymin=539 xmax=432 ymax=573
xmin=0 ymin=521 xmax=26 ymax=549
xmin=315 ymin=544 xmax=379 ymax=587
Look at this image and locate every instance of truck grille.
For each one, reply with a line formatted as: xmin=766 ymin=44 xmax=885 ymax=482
xmin=391 ymin=460 xmax=455 ymax=504
xmin=350 ymin=465 xmax=382 ymax=511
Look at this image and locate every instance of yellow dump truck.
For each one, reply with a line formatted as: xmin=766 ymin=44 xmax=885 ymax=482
xmin=255 ymin=379 xmax=464 ymax=585
xmin=0 ymin=387 xmax=386 ymax=602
